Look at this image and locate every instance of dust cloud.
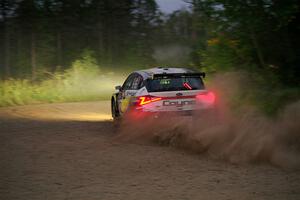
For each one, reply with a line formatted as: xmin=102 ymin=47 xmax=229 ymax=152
xmin=116 ymin=72 xmax=300 ymax=169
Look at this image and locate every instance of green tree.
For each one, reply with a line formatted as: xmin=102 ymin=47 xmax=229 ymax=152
xmin=0 ymin=0 xmax=18 ymax=79
xmin=191 ymin=0 xmax=300 ymax=85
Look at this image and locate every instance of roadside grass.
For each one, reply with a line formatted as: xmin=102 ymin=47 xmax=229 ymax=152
xmin=205 ymin=71 xmax=300 ymax=116
xmin=1 ymin=58 xmax=298 ymax=116
xmin=0 ymin=53 xmax=125 ymax=107
xmin=0 ymin=73 xmax=124 ymax=107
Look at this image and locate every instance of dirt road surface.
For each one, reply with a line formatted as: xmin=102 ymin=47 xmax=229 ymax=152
xmin=0 ymin=101 xmax=299 ymax=200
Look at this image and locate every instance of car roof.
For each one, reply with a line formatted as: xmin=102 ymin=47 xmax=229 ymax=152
xmin=135 ymin=67 xmax=198 ymax=79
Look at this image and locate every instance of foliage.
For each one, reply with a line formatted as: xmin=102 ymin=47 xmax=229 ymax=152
xmin=191 ymin=0 xmax=300 ymax=85
xmin=0 ymin=1 xmax=299 ymax=113
xmin=189 ymin=0 xmax=300 ymax=114
xmin=0 ymin=52 xmax=124 ymax=107
xmin=0 ymin=0 xmax=161 ymax=78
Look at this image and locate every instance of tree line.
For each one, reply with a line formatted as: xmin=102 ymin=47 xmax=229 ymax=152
xmin=190 ymin=0 xmax=300 ymax=85
xmin=0 ymin=0 xmax=299 ymax=86
xmin=0 ymin=0 xmax=163 ymax=80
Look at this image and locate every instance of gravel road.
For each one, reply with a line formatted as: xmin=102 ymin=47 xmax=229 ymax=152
xmin=0 ymin=101 xmax=299 ymax=200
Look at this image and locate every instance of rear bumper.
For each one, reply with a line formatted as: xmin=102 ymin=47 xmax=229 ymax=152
xmin=127 ymin=107 xmax=217 ymax=120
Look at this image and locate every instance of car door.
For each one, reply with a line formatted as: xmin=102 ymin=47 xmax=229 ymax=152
xmin=118 ymin=74 xmax=135 ymax=114
xmin=119 ymin=74 xmax=143 ymax=114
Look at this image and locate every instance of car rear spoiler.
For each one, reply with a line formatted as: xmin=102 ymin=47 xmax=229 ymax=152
xmin=151 ymin=72 xmax=206 ymax=79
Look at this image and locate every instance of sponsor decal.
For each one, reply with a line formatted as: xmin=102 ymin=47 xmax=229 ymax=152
xmin=163 ymin=100 xmax=195 ymax=107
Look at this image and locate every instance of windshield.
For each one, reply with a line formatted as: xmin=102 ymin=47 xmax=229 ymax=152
xmin=146 ymin=76 xmax=205 ymax=92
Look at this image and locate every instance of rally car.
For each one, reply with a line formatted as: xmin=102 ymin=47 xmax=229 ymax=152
xmin=111 ymin=67 xmax=216 ymax=120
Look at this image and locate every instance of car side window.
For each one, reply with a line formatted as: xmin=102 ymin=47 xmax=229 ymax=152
xmin=131 ymin=75 xmax=143 ymax=90
xmin=139 ymin=78 xmax=145 ymax=88
xmin=122 ymin=74 xmax=135 ymax=90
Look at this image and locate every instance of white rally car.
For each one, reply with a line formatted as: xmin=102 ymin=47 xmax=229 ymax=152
xmin=111 ymin=67 xmax=216 ymax=120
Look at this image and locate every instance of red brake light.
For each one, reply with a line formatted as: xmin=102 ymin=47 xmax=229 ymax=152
xmin=196 ymin=92 xmax=215 ymax=104
xmin=138 ymin=96 xmax=162 ymax=106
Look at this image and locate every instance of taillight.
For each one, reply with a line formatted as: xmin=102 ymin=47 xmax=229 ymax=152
xmin=138 ymin=95 xmax=162 ymax=106
xmin=196 ymin=92 xmax=215 ymax=104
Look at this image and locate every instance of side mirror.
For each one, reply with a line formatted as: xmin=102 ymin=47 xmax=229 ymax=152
xmin=115 ymin=85 xmax=122 ymax=91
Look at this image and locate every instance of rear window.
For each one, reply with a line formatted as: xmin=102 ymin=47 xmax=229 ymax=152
xmin=146 ymin=76 xmax=205 ymax=92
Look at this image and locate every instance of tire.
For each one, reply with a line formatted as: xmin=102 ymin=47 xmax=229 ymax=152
xmin=111 ymin=98 xmax=122 ymax=131
xmin=111 ymin=98 xmax=120 ymax=120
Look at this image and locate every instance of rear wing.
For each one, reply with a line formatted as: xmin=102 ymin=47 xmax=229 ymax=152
xmin=151 ymin=72 xmax=206 ymax=79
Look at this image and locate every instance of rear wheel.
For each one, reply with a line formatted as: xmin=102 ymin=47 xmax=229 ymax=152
xmin=111 ymin=98 xmax=120 ymax=120
xmin=111 ymin=98 xmax=123 ymax=131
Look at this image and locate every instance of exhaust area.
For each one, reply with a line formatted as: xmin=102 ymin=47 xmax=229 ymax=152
xmin=117 ymin=72 xmax=300 ymax=169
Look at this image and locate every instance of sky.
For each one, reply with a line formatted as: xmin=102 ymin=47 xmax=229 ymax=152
xmin=155 ymin=0 xmax=190 ymax=14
